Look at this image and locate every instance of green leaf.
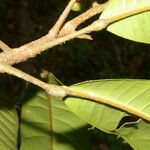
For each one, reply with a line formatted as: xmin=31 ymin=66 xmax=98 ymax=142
xmin=100 ymin=0 xmax=150 ymax=44
xmin=64 ymin=79 xmax=150 ymax=148
xmin=20 ymin=74 xmax=91 ymax=150
xmin=0 ymin=90 xmax=18 ymax=150
xmin=116 ymin=120 xmax=150 ymax=150
xmin=0 ymin=108 xmax=18 ymax=150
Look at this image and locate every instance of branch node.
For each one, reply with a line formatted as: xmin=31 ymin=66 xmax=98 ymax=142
xmin=92 ymin=19 xmax=109 ymax=31
xmin=47 ymin=85 xmax=68 ymax=98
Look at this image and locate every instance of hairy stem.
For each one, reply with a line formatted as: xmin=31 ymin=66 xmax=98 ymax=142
xmin=0 ymin=41 xmax=12 ymax=52
xmin=58 ymin=2 xmax=108 ymax=37
xmin=0 ymin=5 xmax=149 ymax=65
xmin=48 ymin=0 xmax=76 ymax=38
xmin=0 ymin=2 xmax=150 ymax=121
xmin=0 ymin=61 xmax=67 ymax=98
xmin=0 ymin=19 xmax=108 ymax=65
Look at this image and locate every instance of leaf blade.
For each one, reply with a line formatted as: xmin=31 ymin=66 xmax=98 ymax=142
xmin=116 ymin=120 xmax=150 ymax=150
xmin=100 ymin=0 xmax=150 ymax=43
xmin=65 ymin=79 xmax=150 ymax=130
xmin=0 ymin=108 xmax=18 ymax=150
xmin=20 ymin=79 xmax=91 ymax=150
xmin=65 ymin=79 xmax=150 ymax=149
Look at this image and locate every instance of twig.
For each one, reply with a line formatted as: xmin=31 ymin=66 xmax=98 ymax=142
xmin=0 ymin=2 xmax=108 ymax=64
xmin=0 ymin=19 xmax=109 ymax=65
xmin=48 ymin=0 xmax=77 ymax=38
xmin=0 ymin=2 xmax=149 ymax=122
xmin=0 ymin=41 xmax=12 ymax=52
xmin=0 ymin=61 xmax=67 ymax=98
xmin=0 ymin=4 xmax=149 ymax=65
xmin=58 ymin=2 xmax=108 ymax=37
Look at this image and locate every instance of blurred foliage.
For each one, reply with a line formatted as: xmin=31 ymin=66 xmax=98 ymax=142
xmin=0 ymin=0 xmax=150 ymax=149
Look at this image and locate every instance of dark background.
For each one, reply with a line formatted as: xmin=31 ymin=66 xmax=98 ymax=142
xmin=0 ymin=0 xmax=150 ymax=149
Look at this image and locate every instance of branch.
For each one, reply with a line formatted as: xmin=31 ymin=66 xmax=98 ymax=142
xmin=48 ymin=0 xmax=76 ymax=38
xmin=58 ymin=2 xmax=108 ymax=37
xmin=0 ymin=41 xmax=12 ymax=52
xmin=0 ymin=61 xmax=67 ymax=98
xmin=0 ymin=19 xmax=109 ymax=64
xmin=0 ymin=0 xmax=76 ymax=64
xmin=0 ymin=2 xmax=108 ymax=65
xmin=0 ymin=60 xmax=149 ymax=121
xmin=0 ymin=3 xmax=149 ymax=65
xmin=0 ymin=2 xmax=149 ymax=122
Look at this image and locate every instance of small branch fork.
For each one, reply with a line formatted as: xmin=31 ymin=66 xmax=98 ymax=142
xmin=0 ymin=0 xmax=150 ymax=121
xmin=0 ymin=1 xmax=149 ymax=65
xmin=0 ymin=0 xmax=108 ymax=65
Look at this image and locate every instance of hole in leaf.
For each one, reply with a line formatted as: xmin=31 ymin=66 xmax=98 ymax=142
xmin=117 ymin=116 xmax=140 ymax=130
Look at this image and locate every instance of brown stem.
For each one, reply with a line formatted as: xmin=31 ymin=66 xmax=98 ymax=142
xmin=0 ymin=61 xmax=67 ymax=98
xmin=58 ymin=2 xmax=108 ymax=37
xmin=0 ymin=19 xmax=108 ymax=65
xmin=0 ymin=4 xmax=149 ymax=65
xmin=0 ymin=41 xmax=12 ymax=52
xmin=48 ymin=0 xmax=76 ymax=38
xmin=0 ymin=2 xmax=108 ymax=65
xmin=0 ymin=2 xmax=149 ymax=122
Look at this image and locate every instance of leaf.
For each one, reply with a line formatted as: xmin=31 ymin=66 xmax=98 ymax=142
xmin=64 ymin=79 xmax=150 ymax=148
xmin=0 ymin=90 xmax=18 ymax=150
xmin=20 ymin=74 xmax=91 ymax=150
xmin=116 ymin=120 xmax=150 ymax=150
xmin=100 ymin=0 xmax=150 ymax=44
xmin=0 ymin=108 xmax=18 ymax=150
